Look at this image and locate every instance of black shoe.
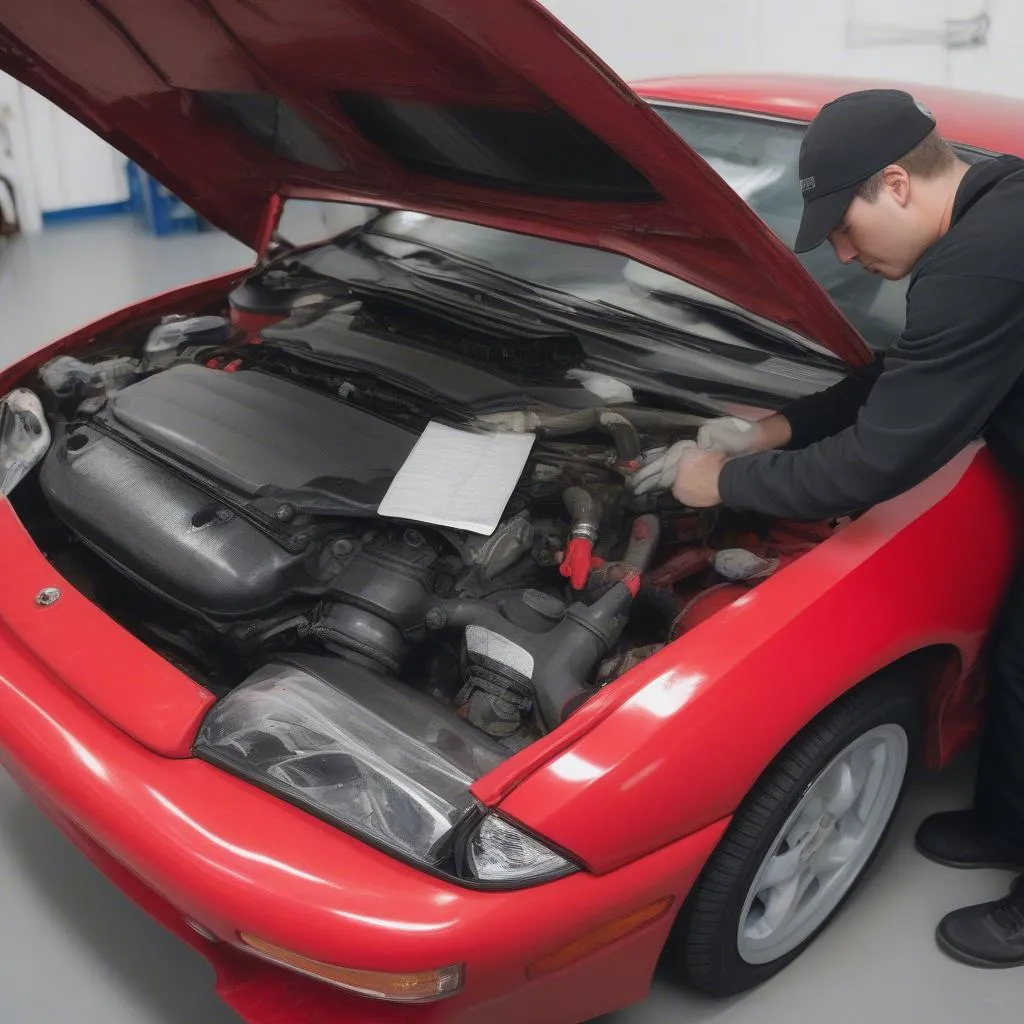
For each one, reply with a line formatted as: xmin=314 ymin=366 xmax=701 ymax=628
xmin=915 ymin=810 xmax=1024 ymax=870
xmin=936 ymin=879 xmax=1024 ymax=968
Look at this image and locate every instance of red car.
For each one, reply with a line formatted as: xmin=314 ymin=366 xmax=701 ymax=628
xmin=0 ymin=3 xmax=1021 ymax=1022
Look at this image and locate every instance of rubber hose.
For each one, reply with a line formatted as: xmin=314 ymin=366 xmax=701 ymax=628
xmin=538 ymin=409 xmax=642 ymax=465
xmin=622 ymin=513 xmax=661 ymax=573
xmin=612 ymin=407 xmax=704 ymax=430
xmin=563 ymin=485 xmax=598 ymax=531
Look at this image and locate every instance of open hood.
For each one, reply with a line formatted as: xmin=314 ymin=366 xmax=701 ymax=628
xmin=0 ymin=0 xmax=869 ymax=364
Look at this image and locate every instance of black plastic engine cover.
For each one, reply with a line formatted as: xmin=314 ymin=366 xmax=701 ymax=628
xmin=105 ymin=364 xmax=417 ymax=512
xmin=39 ymin=426 xmax=307 ymax=618
xmin=38 ymin=365 xmax=420 ymax=619
xmin=261 ymin=307 xmax=527 ymax=412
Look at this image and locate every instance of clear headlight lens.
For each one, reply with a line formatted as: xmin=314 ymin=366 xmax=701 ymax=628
xmin=197 ymin=657 xmax=579 ymax=886
xmin=0 ymin=389 xmax=50 ymax=495
xmin=465 ymin=813 xmax=577 ymax=884
xmin=195 ymin=658 xmax=508 ymax=868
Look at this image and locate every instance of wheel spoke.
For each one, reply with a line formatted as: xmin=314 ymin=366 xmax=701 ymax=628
xmin=787 ymin=797 xmax=823 ymax=845
xmin=814 ymin=834 xmax=859 ymax=873
xmin=793 ymin=867 xmax=818 ymax=910
xmin=760 ymin=871 xmax=802 ymax=933
xmin=760 ymin=845 xmax=804 ymax=888
xmin=856 ymin=746 xmax=887 ymax=823
xmin=823 ymin=759 xmax=858 ymax=820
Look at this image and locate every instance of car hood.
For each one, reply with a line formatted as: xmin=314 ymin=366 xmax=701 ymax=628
xmin=0 ymin=0 xmax=869 ymax=365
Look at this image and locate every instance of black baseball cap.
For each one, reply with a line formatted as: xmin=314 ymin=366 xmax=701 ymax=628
xmin=794 ymin=89 xmax=937 ymax=252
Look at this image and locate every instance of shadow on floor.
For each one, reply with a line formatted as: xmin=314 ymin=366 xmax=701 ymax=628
xmin=0 ymin=791 xmax=242 ymax=1024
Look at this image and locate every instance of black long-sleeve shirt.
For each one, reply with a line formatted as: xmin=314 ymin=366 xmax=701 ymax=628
xmin=719 ymin=155 xmax=1024 ymax=519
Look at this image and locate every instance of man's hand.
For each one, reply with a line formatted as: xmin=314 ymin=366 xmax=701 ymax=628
xmin=697 ymin=416 xmax=760 ymax=454
xmin=671 ymin=447 xmax=728 ymax=507
xmin=626 ymin=440 xmax=696 ymax=495
xmin=697 ymin=413 xmax=793 ymax=454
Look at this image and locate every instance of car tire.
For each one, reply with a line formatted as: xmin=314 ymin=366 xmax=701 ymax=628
xmin=669 ymin=668 xmax=919 ymax=996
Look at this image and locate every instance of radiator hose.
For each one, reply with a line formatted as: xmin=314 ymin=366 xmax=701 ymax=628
xmin=477 ymin=408 xmax=643 ymax=468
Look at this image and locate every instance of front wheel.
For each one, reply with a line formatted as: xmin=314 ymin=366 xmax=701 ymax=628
xmin=669 ymin=670 xmax=917 ymax=995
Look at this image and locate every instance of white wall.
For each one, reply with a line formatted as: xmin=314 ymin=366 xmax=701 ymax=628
xmin=0 ymin=70 xmax=129 ymax=234
xmin=543 ymin=0 xmax=1022 ymax=96
xmin=0 ymin=71 xmax=41 ymax=233
xmin=22 ymin=87 xmax=128 ymax=215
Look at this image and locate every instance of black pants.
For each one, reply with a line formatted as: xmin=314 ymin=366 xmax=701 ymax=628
xmin=975 ymin=566 xmax=1024 ymax=854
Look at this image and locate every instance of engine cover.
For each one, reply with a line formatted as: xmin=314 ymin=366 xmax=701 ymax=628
xmin=104 ymin=363 xmax=416 ymax=512
xmin=39 ymin=365 xmax=418 ymax=619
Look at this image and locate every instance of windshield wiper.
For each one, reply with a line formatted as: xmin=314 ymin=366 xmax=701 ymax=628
xmin=358 ymin=241 xmax=838 ymax=368
xmin=391 ymin=263 xmax=785 ymax=364
xmin=342 ymin=274 xmax=574 ymax=342
xmin=356 ymin=228 xmax=837 ymax=362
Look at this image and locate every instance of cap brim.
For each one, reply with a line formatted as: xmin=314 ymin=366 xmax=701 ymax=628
xmin=794 ymin=186 xmax=857 ymax=253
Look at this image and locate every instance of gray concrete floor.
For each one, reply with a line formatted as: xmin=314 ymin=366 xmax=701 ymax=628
xmin=0 ymin=217 xmax=251 ymax=352
xmin=0 ymin=217 xmax=1020 ymax=1024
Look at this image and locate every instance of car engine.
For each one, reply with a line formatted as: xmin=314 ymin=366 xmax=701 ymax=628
xmin=13 ymin=305 xmax=835 ymax=753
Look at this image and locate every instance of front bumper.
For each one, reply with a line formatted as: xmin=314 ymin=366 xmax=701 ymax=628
xmin=0 ymin=510 xmax=727 ymax=1024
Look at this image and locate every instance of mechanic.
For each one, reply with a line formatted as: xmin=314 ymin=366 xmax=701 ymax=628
xmin=629 ymin=88 xmax=1024 ymax=968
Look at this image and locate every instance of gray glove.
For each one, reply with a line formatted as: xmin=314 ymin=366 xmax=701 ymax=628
xmin=627 ymin=440 xmax=696 ymax=495
xmin=697 ymin=416 xmax=761 ymax=455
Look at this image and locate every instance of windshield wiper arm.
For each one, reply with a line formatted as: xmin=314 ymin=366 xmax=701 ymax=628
xmin=359 ymin=229 xmax=837 ymax=363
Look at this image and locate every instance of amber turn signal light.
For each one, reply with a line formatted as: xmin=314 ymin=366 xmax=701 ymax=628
xmin=238 ymin=933 xmax=464 ymax=1003
xmin=527 ymin=896 xmax=675 ymax=978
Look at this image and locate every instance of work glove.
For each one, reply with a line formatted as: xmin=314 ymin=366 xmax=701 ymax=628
xmin=697 ymin=416 xmax=761 ymax=455
xmin=627 ymin=440 xmax=696 ymax=495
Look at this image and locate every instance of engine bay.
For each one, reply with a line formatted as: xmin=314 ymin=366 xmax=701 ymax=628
xmin=8 ymin=280 xmax=839 ymax=756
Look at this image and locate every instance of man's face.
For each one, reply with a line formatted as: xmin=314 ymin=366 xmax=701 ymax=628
xmin=826 ymin=170 xmax=929 ymax=280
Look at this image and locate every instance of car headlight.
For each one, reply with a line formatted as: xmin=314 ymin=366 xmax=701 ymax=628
xmin=0 ymin=389 xmax=50 ymax=495
xmin=195 ymin=656 xmax=578 ymax=886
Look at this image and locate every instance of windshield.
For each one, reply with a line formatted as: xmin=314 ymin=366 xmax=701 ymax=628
xmin=650 ymin=103 xmax=992 ymax=350
xmin=360 ymin=209 xmax=835 ymax=359
xmin=275 ymin=199 xmax=848 ymax=407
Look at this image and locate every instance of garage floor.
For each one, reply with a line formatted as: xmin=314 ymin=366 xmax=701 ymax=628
xmin=0 ymin=219 xmax=1020 ymax=1024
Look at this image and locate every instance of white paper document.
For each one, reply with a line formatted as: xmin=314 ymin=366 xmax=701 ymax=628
xmin=377 ymin=421 xmax=536 ymax=535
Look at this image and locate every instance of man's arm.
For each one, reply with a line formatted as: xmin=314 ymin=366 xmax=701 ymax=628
xmin=697 ymin=356 xmax=883 ymax=458
xmin=716 ymin=274 xmax=1024 ymax=519
xmin=780 ymin=354 xmax=885 ymax=449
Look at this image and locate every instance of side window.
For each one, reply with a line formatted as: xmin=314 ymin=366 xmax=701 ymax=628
xmin=653 ymin=106 xmax=804 ymax=246
xmin=652 ymin=104 xmax=911 ymax=351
